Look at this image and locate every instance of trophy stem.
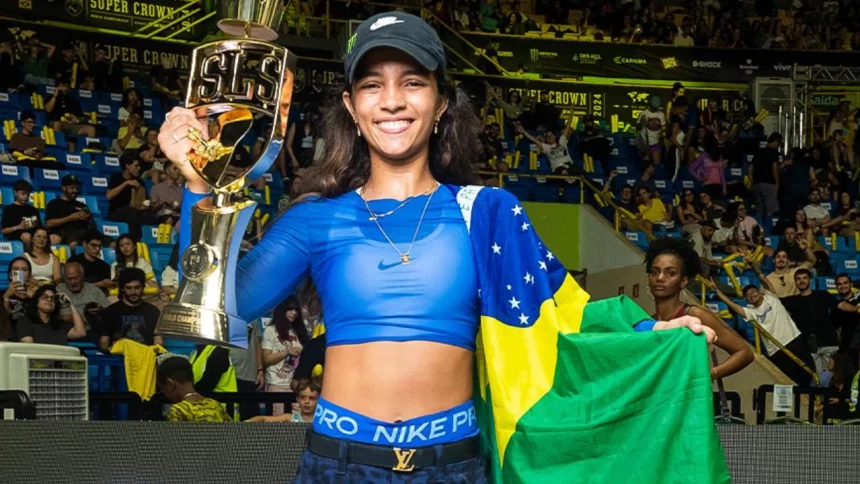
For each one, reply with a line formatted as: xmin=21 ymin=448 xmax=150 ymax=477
xmin=155 ymin=198 xmax=257 ymax=347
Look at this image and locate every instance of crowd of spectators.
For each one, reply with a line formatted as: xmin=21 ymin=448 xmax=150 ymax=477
xmin=447 ymin=0 xmax=860 ymax=51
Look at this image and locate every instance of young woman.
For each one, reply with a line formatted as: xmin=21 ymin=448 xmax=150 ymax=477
xmin=15 ymin=285 xmax=85 ymax=345
xmin=159 ymin=12 xmax=713 ymax=481
xmin=285 ymin=106 xmax=322 ymax=171
xmin=825 ymin=192 xmax=860 ymax=237
xmin=646 ymin=237 xmax=754 ymax=380
xmin=675 ymin=189 xmax=703 ymax=235
xmin=790 ymin=208 xmax=817 ymax=246
xmin=118 ymin=88 xmax=142 ymax=126
xmin=689 ymin=133 xmax=726 ymax=200
xmin=262 ymin=296 xmax=309 ymax=416
xmin=4 ymin=256 xmax=40 ymax=325
xmin=111 ymin=234 xmax=158 ymax=289
xmin=24 ymin=228 xmax=60 ymax=284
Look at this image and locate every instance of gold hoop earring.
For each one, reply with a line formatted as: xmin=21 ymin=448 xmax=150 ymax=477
xmin=356 ymin=123 xmax=361 ymax=137
xmin=434 ymin=116 xmax=441 ymax=134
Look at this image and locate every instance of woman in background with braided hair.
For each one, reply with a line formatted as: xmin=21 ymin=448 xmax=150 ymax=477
xmin=646 ymin=237 xmax=753 ymax=380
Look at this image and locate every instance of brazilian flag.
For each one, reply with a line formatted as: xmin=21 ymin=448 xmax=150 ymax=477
xmin=462 ymin=186 xmax=730 ymax=483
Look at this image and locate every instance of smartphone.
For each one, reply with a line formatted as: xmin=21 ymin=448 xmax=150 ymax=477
xmin=12 ymin=270 xmax=25 ymax=285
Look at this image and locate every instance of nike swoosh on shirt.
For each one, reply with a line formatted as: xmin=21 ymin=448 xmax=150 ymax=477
xmin=378 ymin=259 xmax=409 ymax=271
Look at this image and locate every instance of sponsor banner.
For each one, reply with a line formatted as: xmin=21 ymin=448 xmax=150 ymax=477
xmin=461 ymin=75 xmax=747 ymax=131
xmin=1 ymin=0 xmax=199 ymax=39
xmin=452 ymin=32 xmax=860 ymax=83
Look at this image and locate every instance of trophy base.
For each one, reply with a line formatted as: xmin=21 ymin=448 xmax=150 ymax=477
xmin=218 ymin=20 xmax=279 ymax=42
xmin=158 ymin=302 xmax=242 ymax=349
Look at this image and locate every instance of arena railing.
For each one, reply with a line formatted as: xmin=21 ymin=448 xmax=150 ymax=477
xmin=753 ymin=384 xmax=855 ymax=425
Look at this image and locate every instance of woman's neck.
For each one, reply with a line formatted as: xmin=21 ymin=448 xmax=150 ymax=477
xmin=653 ymin=296 xmax=684 ymax=321
xmin=38 ymin=311 xmax=50 ymax=323
xmin=362 ymin=156 xmax=436 ymax=201
xmin=33 ymin=247 xmax=47 ymax=257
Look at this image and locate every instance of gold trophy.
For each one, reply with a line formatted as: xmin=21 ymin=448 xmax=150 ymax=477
xmin=155 ymin=0 xmax=296 ymax=347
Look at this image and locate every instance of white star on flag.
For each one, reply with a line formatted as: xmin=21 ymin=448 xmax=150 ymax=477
xmin=518 ymin=313 xmax=530 ymax=325
xmin=524 ymin=272 xmax=534 ymax=284
xmin=539 ymin=260 xmax=547 ymax=271
xmin=521 ymin=222 xmax=530 ymax=231
xmin=492 ymin=243 xmax=501 ymax=254
xmin=506 ymin=284 xmax=512 ymax=291
xmin=511 ymin=205 xmax=523 ymax=216
xmin=546 ymin=250 xmax=555 ymax=261
xmin=509 ymin=297 xmax=520 ymax=309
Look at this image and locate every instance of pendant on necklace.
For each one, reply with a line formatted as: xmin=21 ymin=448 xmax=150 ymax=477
xmin=401 ymin=254 xmax=411 ymax=264
xmin=369 ymin=215 xmax=377 ymax=221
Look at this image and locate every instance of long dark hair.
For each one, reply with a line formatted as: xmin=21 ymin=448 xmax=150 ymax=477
xmin=271 ymin=295 xmax=309 ymax=345
xmin=26 ymin=285 xmax=62 ymax=328
xmin=116 ymin=234 xmax=140 ymax=268
xmin=26 ymin=227 xmax=50 ymax=257
xmin=299 ymin=72 xmax=479 ymax=199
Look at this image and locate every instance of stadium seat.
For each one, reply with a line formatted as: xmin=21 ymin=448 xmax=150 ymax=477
xmin=101 ymin=248 xmax=117 ymax=265
xmin=836 ymin=256 xmax=860 ymax=276
xmin=34 ymin=168 xmax=67 ymax=191
xmin=81 ymin=174 xmax=110 ymax=196
xmin=98 ymin=221 xmax=129 ymax=239
xmin=624 ymin=231 xmax=649 ymax=250
xmin=0 ymin=165 xmax=32 ymax=186
xmin=63 ymin=152 xmax=93 ymax=173
xmin=0 ymin=240 xmax=25 ymax=261
xmin=0 ymin=187 xmax=14 ymax=206
xmin=94 ymin=154 xmax=121 ymax=175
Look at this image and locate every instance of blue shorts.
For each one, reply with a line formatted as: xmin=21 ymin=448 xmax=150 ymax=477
xmin=312 ymin=397 xmax=479 ymax=447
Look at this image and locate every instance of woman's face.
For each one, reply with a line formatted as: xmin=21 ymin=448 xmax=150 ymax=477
xmin=796 ymin=209 xmax=806 ymax=223
xmin=129 ymin=90 xmax=140 ymax=105
xmin=146 ymin=129 xmax=159 ymax=145
xmin=33 ymin=230 xmax=48 ymax=249
xmin=119 ymin=238 xmax=135 ymax=257
xmin=737 ymin=205 xmax=746 ymax=219
xmin=9 ymin=261 xmax=29 ymax=281
xmin=648 ymin=254 xmax=686 ymax=299
xmin=38 ymin=290 xmax=56 ymax=314
xmin=285 ymin=307 xmax=298 ymax=322
xmin=699 ymin=192 xmax=711 ymax=205
xmin=344 ymin=48 xmax=447 ymax=166
xmin=544 ymin=131 xmax=557 ymax=145
xmin=840 ymin=192 xmax=851 ymax=206
xmin=684 ymin=191 xmax=695 ymax=202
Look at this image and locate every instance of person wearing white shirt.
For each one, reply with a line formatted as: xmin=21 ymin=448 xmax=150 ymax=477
xmin=708 ymin=257 xmax=816 ymax=385
xmin=803 ymin=188 xmax=832 ymax=235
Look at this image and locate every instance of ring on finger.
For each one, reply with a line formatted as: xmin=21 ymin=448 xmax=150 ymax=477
xmin=171 ymin=133 xmax=185 ymax=143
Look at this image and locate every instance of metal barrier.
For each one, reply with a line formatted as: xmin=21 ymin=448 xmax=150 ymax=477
xmin=753 ymin=384 xmax=851 ymax=425
xmin=713 ymin=390 xmax=745 ymax=423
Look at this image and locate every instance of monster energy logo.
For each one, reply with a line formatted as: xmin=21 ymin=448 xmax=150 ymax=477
xmin=347 ymin=33 xmax=358 ymax=54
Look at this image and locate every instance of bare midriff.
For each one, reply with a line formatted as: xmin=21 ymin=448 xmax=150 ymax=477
xmin=321 ymin=341 xmax=474 ymax=422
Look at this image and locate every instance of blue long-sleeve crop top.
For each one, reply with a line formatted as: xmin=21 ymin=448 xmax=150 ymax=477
xmin=180 ymin=185 xmax=481 ymax=350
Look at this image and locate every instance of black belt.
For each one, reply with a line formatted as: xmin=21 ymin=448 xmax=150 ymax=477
xmin=306 ymin=430 xmax=480 ymax=473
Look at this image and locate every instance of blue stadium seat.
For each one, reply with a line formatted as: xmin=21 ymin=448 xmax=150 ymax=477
xmin=44 ymin=193 xmax=101 ymax=216
xmin=818 ymin=277 xmax=836 ymax=293
xmin=63 ymin=152 xmax=93 ymax=173
xmin=624 ymin=231 xmax=649 ymax=250
xmin=836 ymin=256 xmax=860 ymax=276
xmin=0 ymin=165 xmax=32 ymax=186
xmin=818 ymin=236 xmax=853 ymax=253
xmin=0 ymin=187 xmax=14 ymax=206
xmin=81 ymin=174 xmax=110 ymax=196
xmin=101 ymin=248 xmax=117 ymax=265
xmin=98 ymin=221 xmax=129 ymax=239
xmin=0 ymin=240 xmax=25 ymax=261
xmin=764 ymin=236 xmax=779 ymax=248
xmin=93 ymin=154 xmax=121 ymax=175
xmin=33 ymin=168 xmax=67 ymax=192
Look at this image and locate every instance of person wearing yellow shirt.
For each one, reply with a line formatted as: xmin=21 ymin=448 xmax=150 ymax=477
xmin=116 ymin=107 xmax=146 ymax=152
xmin=158 ymin=356 xmax=232 ymax=422
xmin=635 ymin=186 xmax=672 ymax=232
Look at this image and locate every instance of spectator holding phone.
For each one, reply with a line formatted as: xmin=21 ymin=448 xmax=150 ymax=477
xmin=3 ymin=257 xmax=40 ymax=325
xmin=1 ymin=180 xmax=55 ymax=245
xmin=14 ymin=285 xmax=85 ymax=345
xmin=45 ymin=175 xmax=94 ymax=249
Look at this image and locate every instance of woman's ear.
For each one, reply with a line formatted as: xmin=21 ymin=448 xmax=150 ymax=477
xmin=436 ymin=96 xmax=449 ymax=121
xmin=342 ymin=91 xmax=357 ymax=122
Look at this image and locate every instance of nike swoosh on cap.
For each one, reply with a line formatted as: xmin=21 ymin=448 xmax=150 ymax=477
xmin=370 ymin=17 xmax=405 ymax=31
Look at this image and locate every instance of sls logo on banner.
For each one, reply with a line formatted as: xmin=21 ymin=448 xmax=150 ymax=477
xmin=740 ymin=59 xmax=760 ymax=75
xmin=693 ymin=61 xmax=722 ymax=68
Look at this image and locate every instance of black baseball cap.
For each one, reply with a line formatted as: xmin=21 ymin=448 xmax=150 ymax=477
xmin=343 ymin=12 xmax=446 ymax=84
xmin=62 ymin=174 xmax=81 ymax=186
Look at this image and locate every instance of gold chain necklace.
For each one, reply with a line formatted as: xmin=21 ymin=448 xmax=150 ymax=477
xmin=360 ymin=183 xmax=439 ymax=265
xmin=360 ymin=183 xmax=437 ymax=221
